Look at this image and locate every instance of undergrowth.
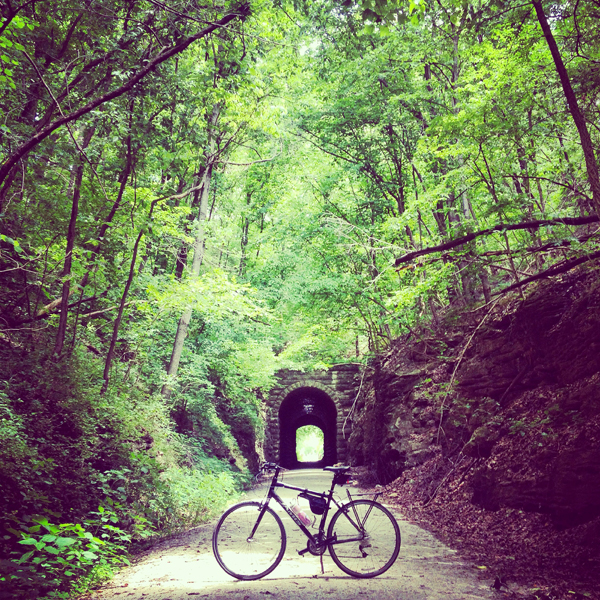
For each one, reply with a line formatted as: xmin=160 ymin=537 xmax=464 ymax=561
xmin=0 ymin=340 xmax=251 ymax=599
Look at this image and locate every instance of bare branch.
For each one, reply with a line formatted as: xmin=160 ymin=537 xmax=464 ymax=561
xmin=394 ymin=215 xmax=600 ymax=266
xmin=220 ymin=152 xmax=281 ymax=167
xmin=495 ymin=250 xmax=600 ymax=296
xmin=21 ymin=50 xmax=110 ymax=202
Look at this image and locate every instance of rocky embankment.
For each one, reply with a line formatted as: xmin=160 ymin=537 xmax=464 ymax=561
xmin=349 ymin=266 xmax=600 ymax=599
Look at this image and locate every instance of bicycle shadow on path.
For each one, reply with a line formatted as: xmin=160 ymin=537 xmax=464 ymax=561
xmin=82 ymin=470 xmax=496 ymax=600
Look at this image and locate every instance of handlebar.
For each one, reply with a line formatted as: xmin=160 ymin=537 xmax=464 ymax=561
xmin=260 ymin=462 xmax=280 ymax=472
xmin=255 ymin=462 xmax=281 ymax=481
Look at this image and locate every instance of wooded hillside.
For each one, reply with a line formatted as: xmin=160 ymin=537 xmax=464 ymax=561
xmin=350 ymin=265 xmax=600 ymax=598
xmin=1 ymin=0 xmax=599 ymax=598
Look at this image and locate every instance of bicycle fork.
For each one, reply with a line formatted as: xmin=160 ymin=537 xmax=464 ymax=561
xmin=247 ymin=502 xmax=271 ymax=542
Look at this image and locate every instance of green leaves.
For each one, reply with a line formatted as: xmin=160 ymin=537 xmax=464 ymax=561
xmin=145 ymin=268 xmax=272 ymax=324
xmin=0 ymin=14 xmax=32 ymax=89
xmin=13 ymin=509 xmax=133 ymax=592
xmin=39 ymin=534 xmax=58 ymax=543
xmin=0 ymin=234 xmax=22 ymax=253
xmin=18 ymin=538 xmax=39 ymax=546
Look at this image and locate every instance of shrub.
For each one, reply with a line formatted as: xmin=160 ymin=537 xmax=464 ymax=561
xmin=2 ymin=509 xmax=133 ymax=599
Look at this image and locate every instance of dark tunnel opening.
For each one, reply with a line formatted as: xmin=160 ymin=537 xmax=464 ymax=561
xmin=278 ymin=387 xmax=337 ymax=469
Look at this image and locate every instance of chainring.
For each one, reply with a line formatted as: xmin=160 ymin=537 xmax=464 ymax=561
xmin=307 ymin=534 xmax=327 ymax=556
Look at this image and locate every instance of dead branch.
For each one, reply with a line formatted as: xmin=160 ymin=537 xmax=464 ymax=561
xmin=494 ymin=249 xmax=600 ymax=295
xmin=423 ymin=454 xmax=468 ymax=507
xmin=80 ymin=301 xmax=135 ymax=319
xmin=394 ymin=215 xmax=599 ymax=266
xmin=436 ymin=298 xmax=501 ymax=445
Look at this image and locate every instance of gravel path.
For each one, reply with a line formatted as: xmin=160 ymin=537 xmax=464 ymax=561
xmin=82 ymin=470 xmax=497 ymax=600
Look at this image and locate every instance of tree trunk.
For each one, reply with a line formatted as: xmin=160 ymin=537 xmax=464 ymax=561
xmin=479 ymin=268 xmax=492 ymax=304
xmin=239 ymin=214 xmax=250 ymax=276
xmin=173 ymin=176 xmax=198 ymax=280
xmin=38 ymin=131 xmax=135 ymax=318
xmin=161 ymin=105 xmax=220 ymax=398
xmin=101 ymin=227 xmax=145 ymax=393
xmin=161 ymin=169 xmax=213 ymax=398
xmin=532 ymin=0 xmax=600 ymax=215
xmin=53 ymin=126 xmax=95 ymax=357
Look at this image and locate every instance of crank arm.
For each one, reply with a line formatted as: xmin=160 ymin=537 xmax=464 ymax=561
xmin=297 ymin=534 xmax=337 ymax=556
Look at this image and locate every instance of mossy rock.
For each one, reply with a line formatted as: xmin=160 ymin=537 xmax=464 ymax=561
xmin=463 ymin=425 xmax=500 ymax=458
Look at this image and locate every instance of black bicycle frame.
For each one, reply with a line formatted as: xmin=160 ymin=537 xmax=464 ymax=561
xmin=250 ymin=467 xmax=368 ymax=552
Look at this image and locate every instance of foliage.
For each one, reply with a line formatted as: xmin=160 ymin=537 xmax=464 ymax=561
xmin=3 ymin=510 xmax=132 ymax=598
xmin=296 ymin=425 xmax=325 ymax=462
xmin=0 ymin=341 xmax=246 ymax=597
xmin=2 ymin=0 xmax=600 ymax=594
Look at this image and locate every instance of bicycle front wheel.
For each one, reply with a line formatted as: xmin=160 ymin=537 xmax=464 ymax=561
xmin=327 ymin=499 xmax=400 ymax=578
xmin=213 ymin=501 xmax=286 ymax=580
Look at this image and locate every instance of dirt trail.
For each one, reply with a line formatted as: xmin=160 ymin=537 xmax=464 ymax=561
xmin=83 ymin=470 xmax=497 ymax=600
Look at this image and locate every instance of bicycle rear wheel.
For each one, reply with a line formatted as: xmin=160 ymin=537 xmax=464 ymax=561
xmin=213 ymin=501 xmax=286 ymax=580
xmin=327 ymin=499 xmax=400 ymax=578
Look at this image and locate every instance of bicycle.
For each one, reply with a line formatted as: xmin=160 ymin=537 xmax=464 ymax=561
xmin=212 ymin=462 xmax=401 ymax=581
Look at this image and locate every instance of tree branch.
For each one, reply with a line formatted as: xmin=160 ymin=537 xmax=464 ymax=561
xmin=494 ymin=250 xmax=600 ymax=296
xmin=394 ymin=215 xmax=599 ymax=266
xmin=220 ymin=150 xmax=281 ymax=167
xmin=0 ymin=3 xmax=251 ymax=187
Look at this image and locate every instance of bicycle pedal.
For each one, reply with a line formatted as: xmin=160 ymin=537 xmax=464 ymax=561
xmin=298 ymin=547 xmax=309 ymax=556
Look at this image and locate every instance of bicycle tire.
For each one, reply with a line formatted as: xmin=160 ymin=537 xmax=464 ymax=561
xmin=327 ymin=499 xmax=400 ymax=578
xmin=213 ymin=501 xmax=286 ymax=580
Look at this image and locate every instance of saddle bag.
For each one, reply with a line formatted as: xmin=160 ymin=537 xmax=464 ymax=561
xmin=333 ymin=471 xmax=351 ymax=486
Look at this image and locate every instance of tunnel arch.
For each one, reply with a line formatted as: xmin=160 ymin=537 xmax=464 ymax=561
xmin=278 ymin=386 xmax=337 ymax=469
xmin=264 ymin=366 xmax=360 ymax=467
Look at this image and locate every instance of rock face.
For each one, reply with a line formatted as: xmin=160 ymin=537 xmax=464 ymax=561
xmin=349 ymin=267 xmax=600 ymax=526
xmin=349 ymin=366 xmax=437 ymax=484
xmin=457 ymin=275 xmax=600 ymax=400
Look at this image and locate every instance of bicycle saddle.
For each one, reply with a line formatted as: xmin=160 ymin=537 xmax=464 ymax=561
xmin=323 ymin=466 xmax=350 ymax=473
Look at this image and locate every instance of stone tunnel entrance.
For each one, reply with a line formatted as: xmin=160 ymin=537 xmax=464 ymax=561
xmin=264 ymin=365 xmax=360 ymax=467
xmin=278 ymin=387 xmax=337 ymax=469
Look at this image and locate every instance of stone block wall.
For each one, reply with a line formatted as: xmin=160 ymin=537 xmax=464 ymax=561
xmin=264 ymin=364 xmax=361 ymax=465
